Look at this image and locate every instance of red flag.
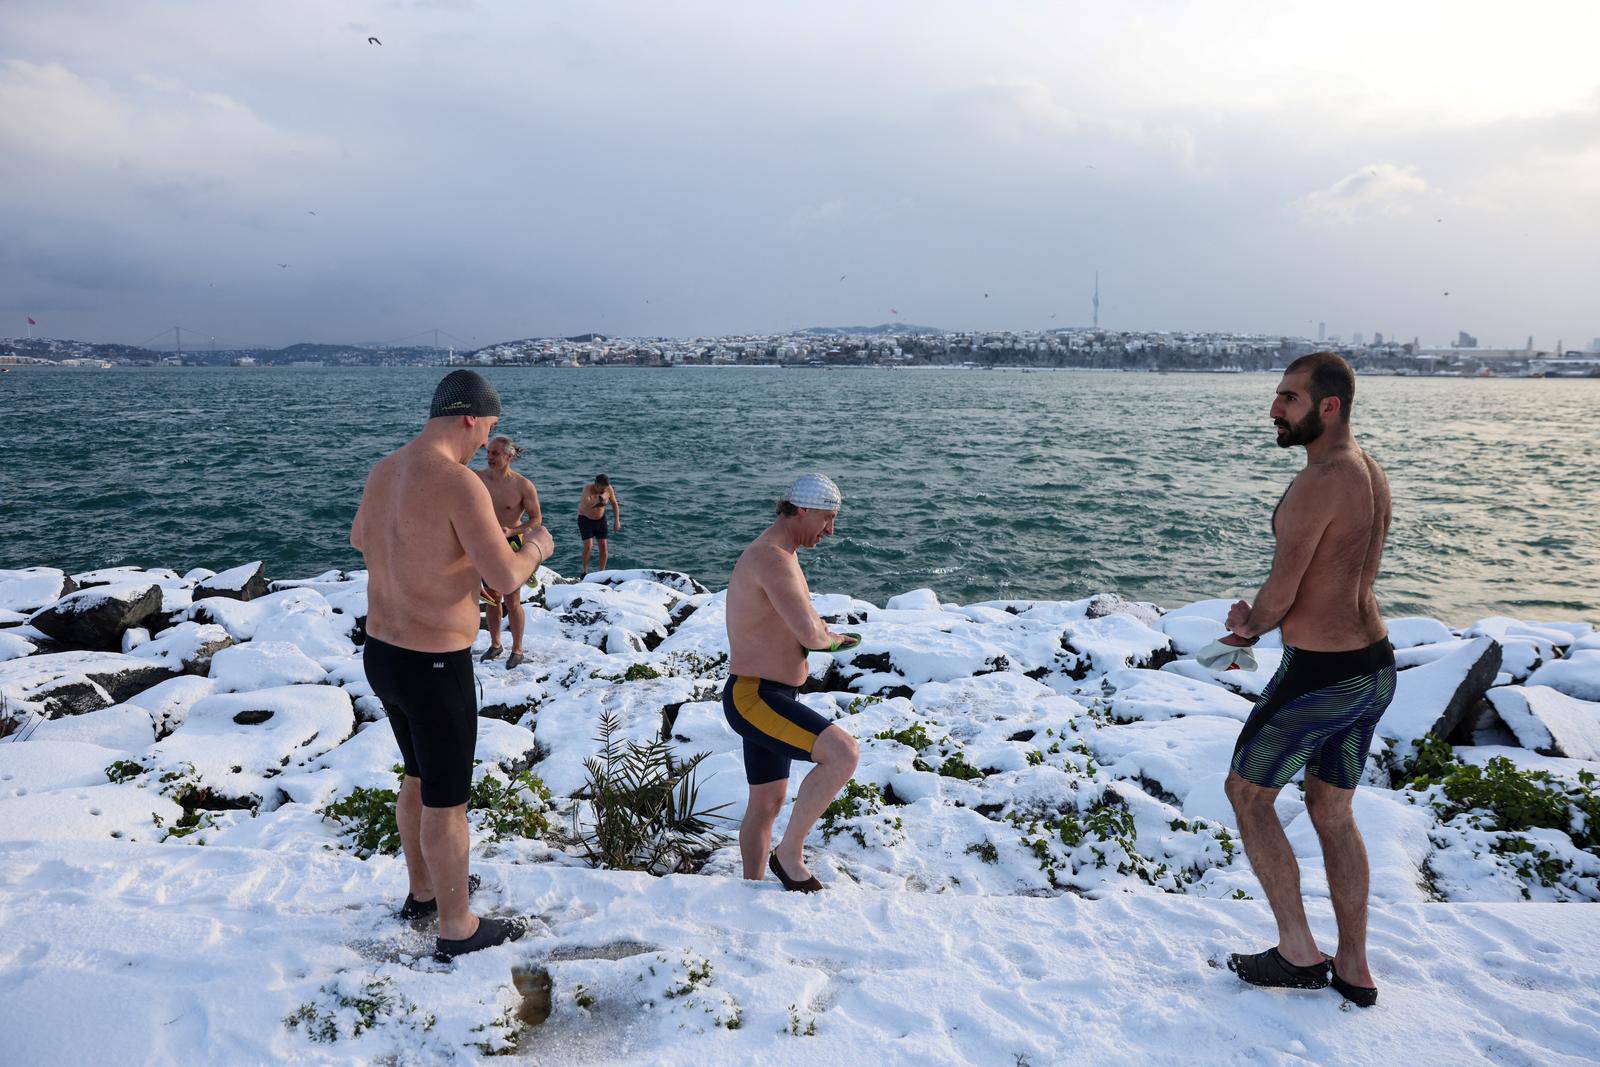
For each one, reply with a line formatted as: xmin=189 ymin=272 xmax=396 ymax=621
xmin=26 ymin=317 xmax=36 ymax=325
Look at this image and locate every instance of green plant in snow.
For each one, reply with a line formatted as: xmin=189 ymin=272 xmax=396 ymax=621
xmin=575 ymin=711 xmax=731 ymax=873
xmin=873 ymin=721 xmax=932 ymax=750
xmin=319 ymin=785 xmax=401 ymax=858
xmin=285 ymin=974 xmax=435 ymax=1043
xmin=106 ymin=759 xmax=146 ymax=783
xmin=819 ymin=779 xmax=904 ymax=848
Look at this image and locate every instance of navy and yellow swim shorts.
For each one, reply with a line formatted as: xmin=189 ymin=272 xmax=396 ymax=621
xmin=1230 ymin=637 xmax=1396 ymax=790
xmin=722 ymin=676 xmax=834 ymax=785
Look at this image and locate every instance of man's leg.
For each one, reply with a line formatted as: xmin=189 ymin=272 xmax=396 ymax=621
xmin=581 ymin=537 xmax=592 ymax=575
xmin=505 ymin=594 xmax=525 ymax=656
xmin=597 ymin=536 xmax=608 ymax=571
xmin=1305 ymin=775 xmax=1374 ymax=986
xmin=484 ymin=598 xmax=503 ymax=651
xmin=774 ymin=725 xmax=859 ymax=882
xmin=395 ymin=776 xmax=434 ymax=900
xmin=420 ymin=803 xmax=478 ymax=941
xmin=1225 ymin=771 xmax=1322 ymax=966
xmin=740 ymin=780 xmax=789 ymax=880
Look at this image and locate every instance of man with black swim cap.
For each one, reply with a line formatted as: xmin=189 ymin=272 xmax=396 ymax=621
xmin=1218 ymin=352 xmax=1394 ymax=1008
xmin=352 ymin=369 xmax=555 ymax=960
xmin=723 ymin=473 xmax=861 ymax=892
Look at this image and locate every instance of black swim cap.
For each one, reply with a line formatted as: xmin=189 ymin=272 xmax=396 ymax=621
xmin=429 ymin=370 xmax=501 ymax=419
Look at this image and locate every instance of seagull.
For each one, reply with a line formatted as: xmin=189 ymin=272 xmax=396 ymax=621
xmin=368 ymin=36 xmax=381 ymax=45
xmin=890 ymin=308 xmax=899 ymax=315
xmin=984 ymin=293 xmax=989 ymax=298
xmin=278 ymin=263 xmax=290 ymax=269
xmin=839 ymin=274 xmax=847 ymax=281
xmin=307 ymin=210 xmax=317 ymax=216
xmin=1443 ymin=291 xmax=1450 ymax=296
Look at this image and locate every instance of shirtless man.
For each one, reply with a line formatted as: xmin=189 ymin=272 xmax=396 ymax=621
xmin=351 ymin=370 xmax=555 ymax=960
xmin=577 ymin=474 xmax=621 ymax=575
xmin=722 ymin=473 xmax=861 ymax=892
xmin=1219 ymin=352 xmax=1394 ymax=1008
xmin=476 ymin=435 xmax=542 ymax=669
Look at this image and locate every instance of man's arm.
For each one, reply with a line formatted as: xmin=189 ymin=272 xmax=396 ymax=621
xmin=521 ymin=479 xmax=542 ymax=531
xmin=350 ymin=473 xmax=372 ymax=552
xmin=608 ymin=487 xmax=621 ymax=530
xmin=1229 ymin=469 xmax=1337 ymax=640
xmin=451 ymin=471 xmax=541 ymax=592
xmin=759 ymin=552 xmax=836 ymax=651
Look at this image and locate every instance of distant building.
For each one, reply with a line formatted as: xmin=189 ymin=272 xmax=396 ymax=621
xmin=1591 ymin=337 xmax=1600 ymax=353
xmin=1373 ymin=331 xmax=1384 ymax=345
xmin=1456 ymin=331 xmax=1478 ymax=348
xmin=1352 ymin=333 xmax=1365 ymax=346
xmin=1318 ymin=322 xmax=1326 ymax=342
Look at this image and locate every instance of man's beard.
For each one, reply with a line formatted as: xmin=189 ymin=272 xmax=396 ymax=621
xmin=1275 ymin=408 xmax=1324 ymax=448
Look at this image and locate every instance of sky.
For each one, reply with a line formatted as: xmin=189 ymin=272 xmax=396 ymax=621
xmin=1 ymin=0 xmax=1597 ymax=350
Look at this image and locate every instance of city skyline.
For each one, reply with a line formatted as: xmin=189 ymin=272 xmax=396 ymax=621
xmin=3 ymin=1 xmax=1598 ymax=347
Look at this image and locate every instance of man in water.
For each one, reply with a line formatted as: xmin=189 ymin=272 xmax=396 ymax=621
xmin=578 ymin=473 xmax=621 ymax=575
xmin=351 ymin=370 xmax=554 ymax=960
xmin=476 ymin=435 xmax=542 ymax=669
xmin=1219 ymin=352 xmax=1394 ymax=1008
xmin=723 ymin=473 xmax=861 ymax=892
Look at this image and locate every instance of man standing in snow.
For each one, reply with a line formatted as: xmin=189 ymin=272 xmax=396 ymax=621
xmin=1218 ymin=352 xmax=1394 ymax=1007
xmin=476 ymin=435 xmax=542 ymax=670
xmin=722 ymin=474 xmax=861 ymax=892
xmin=351 ymin=370 xmax=554 ymax=960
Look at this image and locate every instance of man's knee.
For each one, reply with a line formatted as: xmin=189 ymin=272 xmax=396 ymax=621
xmin=745 ymin=786 xmax=786 ymax=823
xmin=1225 ymin=771 xmax=1277 ymax=815
xmin=814 ymin=726 xmax=859 ymax=772
xmin=1305 ymin=779 xmax=1355 ymax=827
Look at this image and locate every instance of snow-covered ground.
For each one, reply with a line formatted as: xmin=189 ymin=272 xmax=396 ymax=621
xmin=2 ymin=562 xmax=1599 ymax=1064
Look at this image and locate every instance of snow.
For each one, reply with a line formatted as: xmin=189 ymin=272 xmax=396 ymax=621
xmin=0 ymin=568 xmax=67 ymax=613
xmin=204 ymin=560 xmax=265 ymax=592
xmin=2 ymin=841 xmax=1599 ymax=1065
xmin=1525 ymin=650 xmax=1600 ymax=702
xmin=1488 ymin=685 xmax=1600 ymax=761
xmin=0 ymin=559 xmax=1597 ymax=1062
xmin=0 ymin=630 xmax=36 ymax=661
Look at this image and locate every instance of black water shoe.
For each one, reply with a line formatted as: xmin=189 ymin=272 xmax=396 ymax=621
xmin=1226 ymin=947 xmax=1330 ymax=989
xmin=769 ymin=853 xmax=824 ymax=893
xmin=435 ymin=915 xmax=527 ymax=961
xmin=1331 ymin=970 xmax=1379 ymax=1008
xmin=398 ymin=874 xmax=482 ymax=921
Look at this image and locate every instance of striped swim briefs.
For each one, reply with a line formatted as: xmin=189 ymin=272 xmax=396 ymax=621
xmin=722 ymin=676 xmax=834 ymax=785
xmin=1230 ymin=637 xmax=1397 ymax=790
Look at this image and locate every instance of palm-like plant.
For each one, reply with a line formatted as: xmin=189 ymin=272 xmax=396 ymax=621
xmin=576 ymin=711 xmax=731 ymax=873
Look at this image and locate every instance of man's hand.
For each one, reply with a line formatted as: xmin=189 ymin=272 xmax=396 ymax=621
xmin=613 ymin=522 xmax=621 ymax=533
xmin=525 ymin=525 xmax=555 ymax=564
xmin=1226 ymin=599 xmax=1252 ymax=638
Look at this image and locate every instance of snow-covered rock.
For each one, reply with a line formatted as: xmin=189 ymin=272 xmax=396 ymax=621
xmin=29 ymin=583 xmax=162 ymax=650
xmin=1487 ymin=685 xmax=1600 ymax=761
xmin=1379 ymin=636 xmax=1502 ymax=745
xmin=0 ymin=651 xmax=176 ymax=719
xmin=0 ymin=739 xmax=122 ymax=798
xmin=1525 ymin=650 xmax=1600 ymax=702
xmin=208 ymin=641 xmax=328 ymax=692
xmin=0 ymin=568 xmax=72 ymax=613
xmin=194 ymin=561 xmax=269 ymax=602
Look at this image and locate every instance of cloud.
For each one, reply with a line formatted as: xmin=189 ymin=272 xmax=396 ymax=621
xmin=1293 ymin=163 xmax=1431 ymax=223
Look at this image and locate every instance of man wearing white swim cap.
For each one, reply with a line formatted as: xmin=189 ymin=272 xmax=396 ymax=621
xmin=722 ymin=472 xmax=860 ymax=892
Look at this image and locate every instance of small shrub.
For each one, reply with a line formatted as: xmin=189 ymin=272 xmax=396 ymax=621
xmin=785 ymin=1003 xmax=818 ymax=1037
xmin=593 ymin=663 xmax=663 ymax=682
xmin=470 ymin=769 xmax=553 ymax=843
xmin=106 ymin=759 xmax=146 ymax=784
xmin=845 ymin=695 xmax=883 ymax=715
xmin=1025 ymin=750 xmax=1045 ymax=766
xmin=319 ymin=785 xmax=401 ymax=858
xmin=285 ymin=974 xmax=435 ymax=1043
xmin=937 ymin=752 xmax=985 ymax=781
xmin=819 ymin=780 xmax=904 ymax=848
xmin=965 ymin=840 xmax=999 ymax=864
xmin=575 ymin=711 xmax=731 ymax=873
xmin=873 ymin=721 xmax=933 ymax=751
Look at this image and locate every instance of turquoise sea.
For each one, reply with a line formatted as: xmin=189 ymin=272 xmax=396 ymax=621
xmin=3 ymin=366 xmax=1597 ymax=624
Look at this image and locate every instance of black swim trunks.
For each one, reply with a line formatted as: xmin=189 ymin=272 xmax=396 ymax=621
xmin=722 ymin=676 xmax=834 ymax=785
xmin=578 ymin=514 xmax=607 ymax=541
xmin=1230 ymin=637 xmax=1396 ymax=790
xmin=363 ymin=636 xmax=477 ymax=807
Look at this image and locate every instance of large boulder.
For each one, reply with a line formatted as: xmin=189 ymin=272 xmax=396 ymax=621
xmin=28 ymin=584 xmax=162 ymax=650
xmin=194 ymin=561 xmax=269 ymax=603
xmin=1487 ymin=685 xmax=1600 ymax=761
xmin=125 ymin=621 xmax=234 ymax=676
xmin=0 ymin=651 xmax=177 ymax=719
xmin=1379 ymin=636 xmax=1502 ymax=745
xmin=0 ymin=568 xmax=76 ymax=613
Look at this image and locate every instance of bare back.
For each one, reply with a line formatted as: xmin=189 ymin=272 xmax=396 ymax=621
xmin=726 ymin=537 xmax=815 ymax=687
xmin=356 ymin=445 xmax=508 ymax=653
xmin=1276 ymin=448 xmax=1391 ymax=650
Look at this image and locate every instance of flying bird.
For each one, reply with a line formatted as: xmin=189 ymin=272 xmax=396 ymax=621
xmin=839 ymin=274 xmax=847 ymax=281
xmin=307 ymin=210 xmax=317 ymax=216
xmin=890 ymin=308 xmax=899 ymax=315
xmin=1443 ymin=290 xmax=1450 ymax=296
xmin=368 ymin=36 xmax=381 ymax=45
xmin=984 ymin=293 xmax=989 ymax=298
xmin=278 ymin=263 xmax=290 ymax=269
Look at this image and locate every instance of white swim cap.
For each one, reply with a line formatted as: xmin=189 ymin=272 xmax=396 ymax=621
xmin=783 ymin=473 xmax=842 ymax=512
